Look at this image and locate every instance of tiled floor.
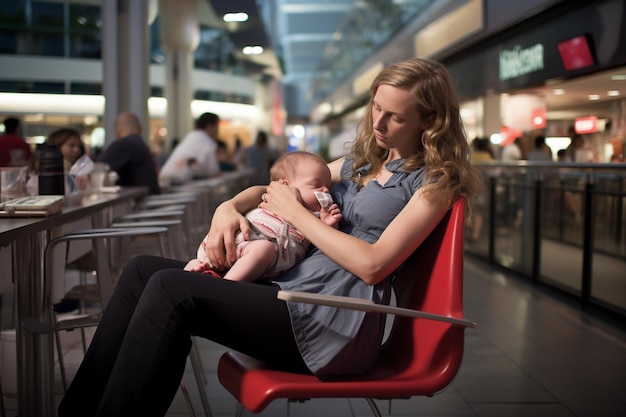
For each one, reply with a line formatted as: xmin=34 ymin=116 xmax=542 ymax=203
xmin=1 ymin=255 xmax=625 ymax=417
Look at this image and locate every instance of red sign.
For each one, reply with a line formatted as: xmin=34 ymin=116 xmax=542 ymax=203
xmin=574 ymin=116 xmax=597 ymax=134
xmin=558 ymin=35 xmax=595 ymax=71
xmin=531 ymin=108 xmax=546 ymax=129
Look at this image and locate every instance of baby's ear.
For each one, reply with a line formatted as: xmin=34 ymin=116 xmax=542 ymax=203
xmin=280 ymin=179 xmax=289 ymax=185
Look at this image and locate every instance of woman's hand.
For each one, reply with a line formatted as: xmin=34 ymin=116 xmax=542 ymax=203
xmin=258 ymin=181 xmax=306 ymax=224
xmin=203 ymin=201 xmax=252 ymax=270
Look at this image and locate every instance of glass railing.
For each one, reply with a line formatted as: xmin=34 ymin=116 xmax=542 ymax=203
xmin=468 ymin=161 xmax=626 ymax=320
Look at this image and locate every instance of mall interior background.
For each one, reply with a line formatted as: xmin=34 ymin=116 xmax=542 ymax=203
xmin=0 ymin=0 xmax=625 ymax=164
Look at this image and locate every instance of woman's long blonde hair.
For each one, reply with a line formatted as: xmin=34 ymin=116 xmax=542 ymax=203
xmin=348 ymin=58 xmax=482 ymax=208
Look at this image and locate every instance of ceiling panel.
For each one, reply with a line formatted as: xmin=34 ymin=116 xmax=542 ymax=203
xmin=205 ymin=0 xmax=626 ymax=121
xmin=285 ymin=12 xmax=347 ymax=34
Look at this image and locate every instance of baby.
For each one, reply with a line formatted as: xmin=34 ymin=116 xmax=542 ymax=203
xmin=185 ymin=151 xmax=342 ymax=281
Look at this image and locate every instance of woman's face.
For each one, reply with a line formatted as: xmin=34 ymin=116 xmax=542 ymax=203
xmin=371 ymin=84 xmax=429 ymax=157
xmin=60 ymin=136 xmax=83 ymax=165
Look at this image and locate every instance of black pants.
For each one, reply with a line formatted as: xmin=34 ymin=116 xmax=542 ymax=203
xmin=58 ymin=255 xmax=307 ymax=417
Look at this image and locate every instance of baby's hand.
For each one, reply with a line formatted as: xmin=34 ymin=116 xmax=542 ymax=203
xmin=320 ymin=203 xmax=343 ymax=227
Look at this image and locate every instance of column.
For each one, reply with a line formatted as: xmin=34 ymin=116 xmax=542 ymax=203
xmin=102 ymin=0 xmax=151 ymax=145
xmin=483 ymin=93 xmax=501 ymax=141
xmin=158 ymin=0 xmax=200 ymax=146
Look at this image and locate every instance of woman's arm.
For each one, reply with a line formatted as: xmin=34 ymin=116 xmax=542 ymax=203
xmin=203 ymin=185 xmax=266 ymax=269
xmin=327 ymin=157 xmax=345 ymax=184
xmin=261 ymin=182 xmax=448 ymax=285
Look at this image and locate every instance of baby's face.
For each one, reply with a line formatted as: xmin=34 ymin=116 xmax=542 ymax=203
xmin=289 ymin=159 xmax=332 ymax=211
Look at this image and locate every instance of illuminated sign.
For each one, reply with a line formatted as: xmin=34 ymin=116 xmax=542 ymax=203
xmin=574 ymin=116 xmax=597 ymax=134
xmin=558 ymin=35 xmax=595 ymax=71
xmin=499 ymin=44 xmax=544 ymax=81
xmin=531 ymin=108 xmax=546 ymax=129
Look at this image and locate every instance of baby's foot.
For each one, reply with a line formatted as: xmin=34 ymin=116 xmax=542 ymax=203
xmin=203 ymin=269 xmax=223 ymax=278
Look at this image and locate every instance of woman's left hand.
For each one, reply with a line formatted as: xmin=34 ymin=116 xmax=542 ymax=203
xmin=259 ymin=181 xmax=304 ymax=223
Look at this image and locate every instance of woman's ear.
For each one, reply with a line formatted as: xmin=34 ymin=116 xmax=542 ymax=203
xmin=424 ymin=114 xmax=435 ymax=130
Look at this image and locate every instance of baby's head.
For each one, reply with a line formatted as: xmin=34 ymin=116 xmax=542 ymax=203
xmin=270 ymin=151 xmax=331 ymax=211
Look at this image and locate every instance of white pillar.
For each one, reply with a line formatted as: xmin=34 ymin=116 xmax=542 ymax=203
xmin=158 ymin=0 xmax=200 ymax=145
xmin=102 ymin=0 xmax=118 ymax=146
xmin=483 ymin=93 xmax=501 ymax=139
xmin=102 ymin=0 xmax=150 ymax=145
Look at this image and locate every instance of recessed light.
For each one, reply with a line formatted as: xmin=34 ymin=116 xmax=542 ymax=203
xmin=608 ymin=90 xmax=620 ymax=96
xmin=588 ymin=94 xmax=600 ymax=100
xmin=610 ymin=74 xmax=626 ymax=81
xmin=553 ymin=89 xmax=565 ymax=95
xmin=223 ymin=12 xmax=248 ymax=22
xmin=243 ymin=45 xmax=263 ymax=55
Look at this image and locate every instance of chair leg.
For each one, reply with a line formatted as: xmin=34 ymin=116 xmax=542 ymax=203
xmin=80 ymin=327 xmax=88 ymax=353
xmin=189 ymin=339 xmax=206 ymax=385
xmin=55 ymin=331 xmax=68 ymax=392
xmin=0 ymin=376 xmax=6 ymax=417
xmin=179 ymin=379 xmax=198 ymax=417
xmin=365 ymin=398 xmax=382 ymax=417
xmin=189 ymin=338 xmax=212 ymax=417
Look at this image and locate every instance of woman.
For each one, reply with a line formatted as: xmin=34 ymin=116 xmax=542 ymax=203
xmin=46 ymin=128 xmax=85 ymax=171
xmin=58 ymin=58 xmax=482 ymax=417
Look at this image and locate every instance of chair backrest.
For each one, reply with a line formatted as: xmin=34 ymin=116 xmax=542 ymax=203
xmin=377 ymin=195 xmax=466 ymax=393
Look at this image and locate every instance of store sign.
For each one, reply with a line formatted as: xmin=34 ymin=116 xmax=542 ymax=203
xmin=499 ymin=44 xmax=544 ymax=81
xmin=574 ymin=116 xmax=598 ymax=134
xmin=558 ymin=35 xmax=595 ymax=71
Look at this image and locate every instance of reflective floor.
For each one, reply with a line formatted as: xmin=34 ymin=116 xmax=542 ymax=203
xmin=1 ymin=255 xmax=624 ymax=417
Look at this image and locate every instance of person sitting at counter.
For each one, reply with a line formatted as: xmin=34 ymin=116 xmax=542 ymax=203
xmin=158 ymin=112 xmax=222 ymax=186
xmin=98 ymin=112 xmax=161 ymax=195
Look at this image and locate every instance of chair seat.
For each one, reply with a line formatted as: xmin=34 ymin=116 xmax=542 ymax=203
xmin=65 ymin=283 xmax=100 ymax=302
xmin=219 ymin=321 xmax=465 ymax=414
xmin=54 ymin=312 xmax=103 ymax=331
xmin=66 ymin=250 xmax=96 ymax=271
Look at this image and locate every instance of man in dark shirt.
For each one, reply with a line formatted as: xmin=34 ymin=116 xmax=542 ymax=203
xmin=98 ymin=112 xmax=160 ymax=194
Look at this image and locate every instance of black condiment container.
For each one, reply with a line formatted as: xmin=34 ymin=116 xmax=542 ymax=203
xmin=38 ymin=143 xmax=65 ymax=195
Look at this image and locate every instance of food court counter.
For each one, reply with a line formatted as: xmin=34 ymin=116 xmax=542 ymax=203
xmin=0 ymin=186 xmax=148 ymax=417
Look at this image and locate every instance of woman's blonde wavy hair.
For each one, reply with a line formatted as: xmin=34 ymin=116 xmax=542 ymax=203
xmin=348 ymin=58 xmax=482 ymax=209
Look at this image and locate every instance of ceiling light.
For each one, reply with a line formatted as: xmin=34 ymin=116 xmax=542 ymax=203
xmin=608 ymin=90 xmax=620 ymax=96
xmin=588 ymin=94 xmax=600 ymax=100
xmin=243 ymin=46 xmax=263 ymax=55
xmin=553 ymin=89 xmax=565 ymax=95
xmin=223 ymin=12 xmax=248 ymax=22
xmin=610 ymin=74 xmax=626 ymax=81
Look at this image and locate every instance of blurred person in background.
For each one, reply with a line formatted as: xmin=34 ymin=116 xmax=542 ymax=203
xmin=527 ymin=135 xmax=552 ymax=161
xmin=232 ymin=136 xmax=245 ymax=168
xmin=47 ymin=128 xmax=86 ymax=171
xmin=98 ymin=112 xmax=161 ymax=194
xmin=216 ymin=139 xmax=237 ymax=172
xmin=0 ymin=116 xmax=32 ymax=167
xmin=159 ymin=112 xmax=221 ymax=185
xmin=243 ymin=130 xmax=278 ymax=185
xmin=501 ymin=137 xmax=522 ymax=161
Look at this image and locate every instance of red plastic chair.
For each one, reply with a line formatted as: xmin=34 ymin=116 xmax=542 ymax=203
xmin=217 ymin=196 xmax=475 ymax=416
